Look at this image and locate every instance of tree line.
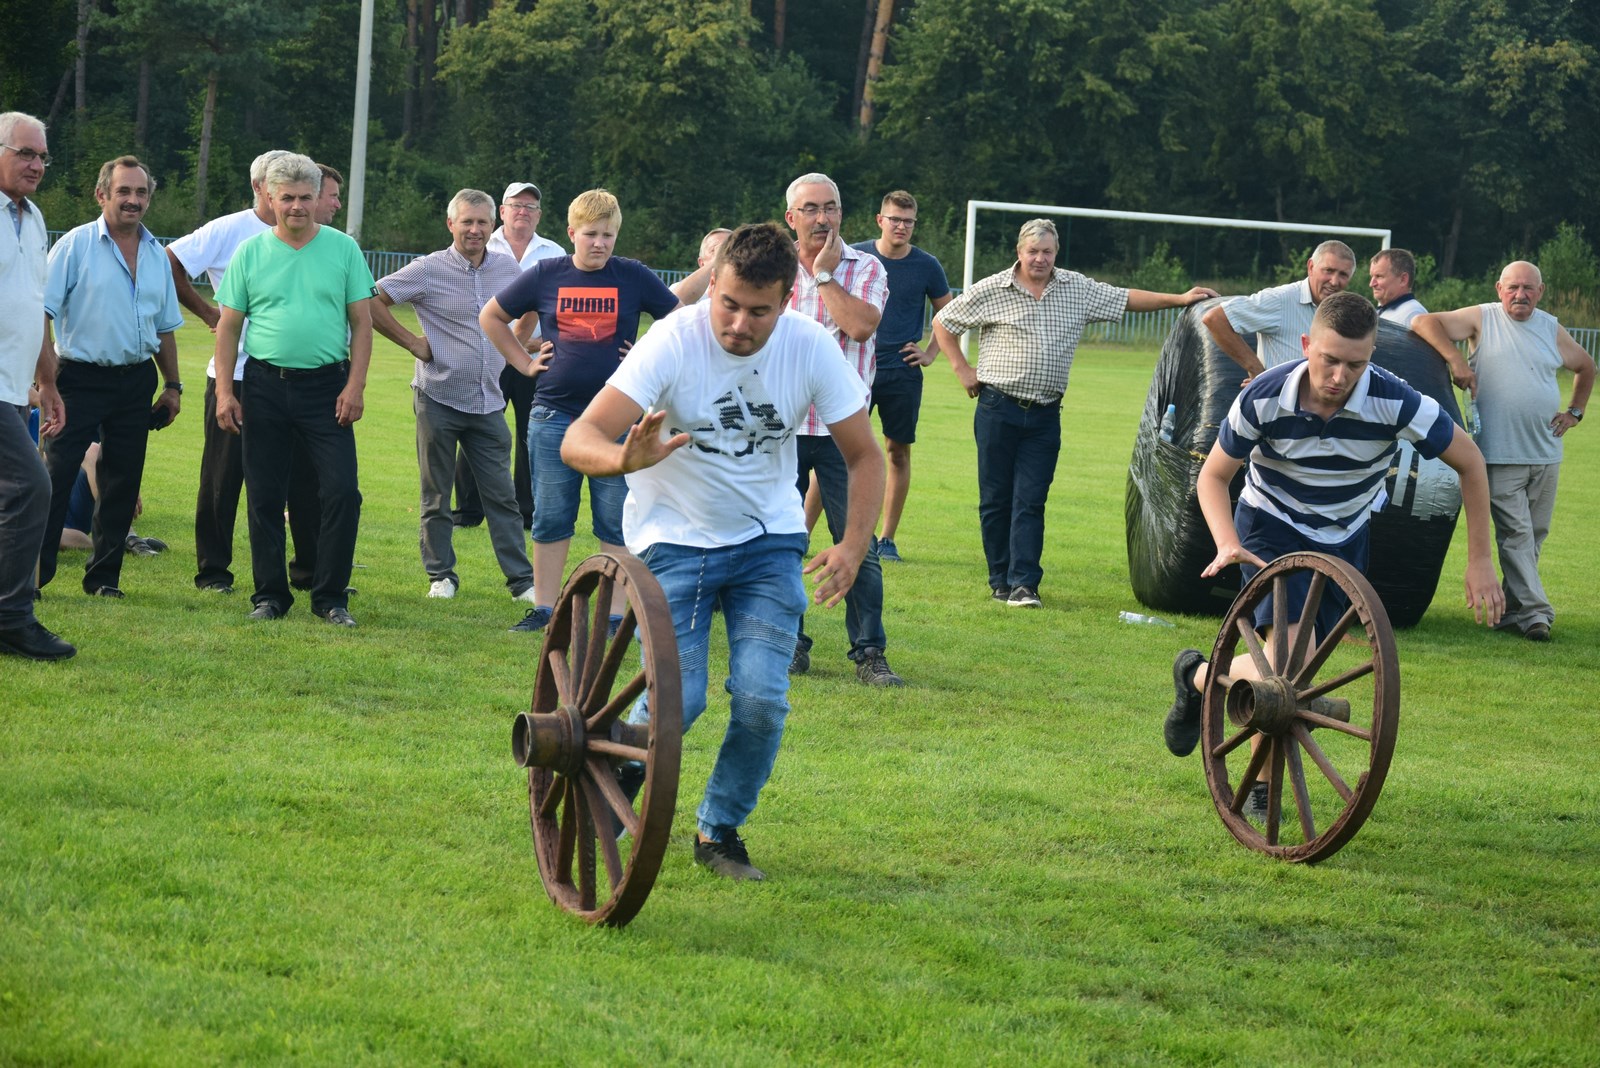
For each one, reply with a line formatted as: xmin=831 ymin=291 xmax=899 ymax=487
xmin=6 ymin=0 xmax=1597 ymax=303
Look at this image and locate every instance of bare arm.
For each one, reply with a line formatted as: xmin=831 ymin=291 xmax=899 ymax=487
xmin=1196 ymin=444 xmax=1261 ymax=577
xmin=480 ymin=297 xmax=549 ymax=377
xmin=336 ymin=298 xmax=373 ymax=426
xmin=802 ymin=407 xmax=885 ymax=607
xmin=369 ymin=288 xmax=431 ymax=362
xmin=213 ymin=306 xmax=245 ymax=432
xmin=1550 ymin=327 xmax=1595 ymax=437
xmin=1201 ymin=303 xmax=1265 ymax=381
xmin=1125 ymin=286 xmax=1219 ymax=313
xmin=669 ymin=262 xmax=714 ymax=305
xmin=813 ymin=230 xmax=881 ymax=342
xmin=34 ymin=317 xmax=64 ymax=438
xmin=166 ymin=247 xmax=219 ymax=330
xmin=1411 ymin=309 xmax=1481 ymax=394
xmin=1437 ymin=426 xmax=1503 ymax=626
xmin=900 ymin=292 xmax=955 ymax=367
xmin=153 ymin=331 xmax=181 ymax=421
xmin=933 ymin=319 xmax=979 ymax=397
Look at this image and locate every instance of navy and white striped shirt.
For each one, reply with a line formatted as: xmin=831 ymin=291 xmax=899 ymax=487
xmin=1218 ymin=360 xmax=1454 ymax=544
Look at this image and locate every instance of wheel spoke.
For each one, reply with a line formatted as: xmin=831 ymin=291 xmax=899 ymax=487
xmin=570 ymin=592 xmax=591 ymax=686
xmin=1294 ymin=712 xmax=1370 ymax=742
xmin=1286 ymin=572 xmax=1327 ymax=677
xmin=575 ymin=781 xmax=596 ymax=910
xmin=579 ymin=609 xmax=634 ymax=719
xmin=1271 ymin=575 xmax=1288 ymax=670
xmin=1235 ymin=617 xmax=1273 ymax=678
xmin=584 ymin=738 xmax=650 ymax=762
xmin=547 ymin=647 xmax=574 ymax=708
xmin=1291 ymin=723 xmax=1353 ymax=801
xmin=1291 ymin=604 xmax=1360 ymax=688
xmin=555 ymin=777 xmax=577 ymax=883
xmin=587 ymin=669 xmax=650 ymax=732
xmin=581 ymin=771 xmax=624 ymax=891
xmin=1298 ymin=659 xmax=1375 ymax=703
xmin=1285 ymin=742 xmax=1317 ymax=841
xmin=538 ymin=771 xmax=567 ymax=821
xmin=1265 ymin=741 xmax=1285 ymax=846
xmin=588 ymin=756 xmax=641 ymax=839
xmin=1210 ymin=723 xmax=1256 ymax=759
xmin=587 ymin=575 xmax=616 ymax=684
xmin=1230 ymin=740 xmax=1272 ymax=815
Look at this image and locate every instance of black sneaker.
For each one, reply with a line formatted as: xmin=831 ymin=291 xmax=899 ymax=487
xmin=878 ymin=537 xmax=902 ymax=562
xmin=694 ymin=830 xmax=766 ymax=881
xmin=124 ymin=535 xmax=160 ymax=556
xmin=87 ymin=585 xmax=125 ymax=599
xmin=991 ymin=586 xmax=1011 ymax=602
xmin=199 ymin=581 xmax=234 ymax=594
xmin=0 ymin=620 xmax=76 ymax=661
xmin=1007 ymin=585 xmax=1041 ymax=608
xmin=610 ymin=761 xmax=647 ymax=837
xmin=510 ymin=606 xmax=552 ymax=633
xmin=318 ymin=606 xmax=357 ymax=627
xmin=854 ymin=647 xmax=904 ymax=687
xmin=1245 ymin=782 xmax=1269 ymax=825
xmin=789 ymin=634 xmax=812 ymax=675
xmin=248 ymin=602 xmax=285 ymax=621
xmin=1163 ymin=649 xmax=1205 ymax=757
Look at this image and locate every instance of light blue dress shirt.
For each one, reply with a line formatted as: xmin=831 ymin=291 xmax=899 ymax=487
xmin=44 ymin=216 xmax=183 ymax=366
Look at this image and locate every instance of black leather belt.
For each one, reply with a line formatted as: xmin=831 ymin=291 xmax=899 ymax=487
xmin=981 ymin=383 xmax=1059 ymax=410
xmin=60 ymin=358 xmax=153 ymax=375
xmin=249 ymin=359 xmax=350 ymax=379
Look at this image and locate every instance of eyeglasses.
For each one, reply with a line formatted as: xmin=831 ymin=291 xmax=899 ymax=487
xmin=502 ymin=203 xmax=541 ymax=214
xmin=2 ymin=144 xmax=51 ymax=167
xmin=793 ymin=203 xmax=841 ymax=219
xmin=882 ymin=215 xmax=917 ymax=229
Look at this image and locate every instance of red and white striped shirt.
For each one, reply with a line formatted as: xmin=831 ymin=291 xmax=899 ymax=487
xmin=789 ymin=241 xmax=887 ymax=436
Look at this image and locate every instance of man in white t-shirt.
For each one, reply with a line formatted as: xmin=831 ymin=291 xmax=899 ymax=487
xmin=166 ymin=149 xmax=291 ymax=593
xmin=1202 ymin=240 xmax=1357 ymax=380
xmin=562 ymin=222 xmax=884 ymax=883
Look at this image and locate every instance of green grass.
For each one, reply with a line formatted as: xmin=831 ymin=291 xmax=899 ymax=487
xmin=3 ymin=313 xmax=1596 ymax=1065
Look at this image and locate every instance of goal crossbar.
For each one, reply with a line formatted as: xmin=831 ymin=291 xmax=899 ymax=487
xmin=962 ymin=200 xmax=1391 ymax=289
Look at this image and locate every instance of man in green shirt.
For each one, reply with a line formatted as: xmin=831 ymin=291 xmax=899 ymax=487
xmin=214 ymin=153 xmax=375 ymax=627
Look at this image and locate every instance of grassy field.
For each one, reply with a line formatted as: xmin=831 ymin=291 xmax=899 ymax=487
xmin=3 ymin=312 xmax=1596 ymax=1065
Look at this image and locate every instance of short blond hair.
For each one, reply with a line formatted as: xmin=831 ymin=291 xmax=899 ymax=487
xmin=568 ymin=188 xmax=621 ymax=230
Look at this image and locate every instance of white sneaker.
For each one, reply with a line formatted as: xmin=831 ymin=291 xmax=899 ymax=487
xmin=427 ymin=577 xmax=458 ymax=599
xmin=513 ymin=586 xmax=538 ymax=604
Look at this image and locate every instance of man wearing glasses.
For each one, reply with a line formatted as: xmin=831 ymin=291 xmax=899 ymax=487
xmin=0 ymin=111 xmax=76 ymax=659
xmin=851 ymin=191 xmax=952 ymax=564
xmin=452 ymin=182 xmax=566 ymax=531
xmin=783 ymin=171 xmax=900 ymax=687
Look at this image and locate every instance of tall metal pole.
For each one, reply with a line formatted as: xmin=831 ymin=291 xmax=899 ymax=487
xmin=346 ymin=0 xmax=374 ymax=241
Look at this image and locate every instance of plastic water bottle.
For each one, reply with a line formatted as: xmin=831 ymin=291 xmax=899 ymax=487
xmin=1158 ymin=403 xmax=1177 ymax=443
xmin=1120 ymin=611 xmax=1176 ymax=627
xmin=1462 ymin=394 xmax=1482 ymax=436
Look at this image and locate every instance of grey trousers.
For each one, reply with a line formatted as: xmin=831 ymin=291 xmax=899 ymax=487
xmin=1488 ymin=462 xmax=1559 ymax=632
xmin=415 ymin=390 xmax=532 ymax=595
xmin=0 ymin=404 xmax=49 ymax=628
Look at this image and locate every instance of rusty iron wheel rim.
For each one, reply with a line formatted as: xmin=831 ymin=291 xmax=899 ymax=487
xmin=512 ymin=552 xmax=681 ymax=926
xmin=1200 ymin=552 xmax=1399 ymax=863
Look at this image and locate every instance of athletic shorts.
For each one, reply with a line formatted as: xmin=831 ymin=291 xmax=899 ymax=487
xmin=1235 ymin=502 xmax=1370 ymax=641
xmin=869 ymin=371 xmax=923 ymax=445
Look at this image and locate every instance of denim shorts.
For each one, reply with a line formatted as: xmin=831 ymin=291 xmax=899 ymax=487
xmin=527 ymin=404 xmax=627 ymax=544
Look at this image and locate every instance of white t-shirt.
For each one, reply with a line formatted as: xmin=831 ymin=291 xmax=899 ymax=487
xmin=166 ymin=208 xmax=270 ymax=380
xmin=607 ymin=304 xmax=867 ymax=552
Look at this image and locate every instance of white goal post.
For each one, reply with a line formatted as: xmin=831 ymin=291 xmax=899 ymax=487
xmin=961 ymin=200 xmax=1392 ymax=289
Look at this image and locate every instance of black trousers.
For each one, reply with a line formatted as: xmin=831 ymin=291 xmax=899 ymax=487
xmin=240 ymin=360 xmax=361 ymax=614
xmin=40 ymin=359 xmax=155 ymax=593
xmin=195 ymin=374 xmax=322 ymax=589
xmin=453 ymin=363 xmax=533 ymax=528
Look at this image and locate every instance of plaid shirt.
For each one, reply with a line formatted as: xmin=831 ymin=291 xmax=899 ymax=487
xmin=935 ymin=265 xmax=1127 ymax=404
xmin=789 ymin=241 xmax=887 ymax=435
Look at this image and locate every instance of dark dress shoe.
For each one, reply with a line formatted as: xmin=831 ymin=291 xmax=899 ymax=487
xmin=0 ymin=621 xmax=77 ymax=661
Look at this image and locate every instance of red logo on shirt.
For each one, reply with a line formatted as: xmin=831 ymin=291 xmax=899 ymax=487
xmin=556 ymin=287 xmax=618 ymax=342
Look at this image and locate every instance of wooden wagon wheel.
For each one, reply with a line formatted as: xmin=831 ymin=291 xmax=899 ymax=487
xmin=511 ymin=552 xmax=681 ymax=927
xmin=1200 ymin=551 xmax=1399 ymax=863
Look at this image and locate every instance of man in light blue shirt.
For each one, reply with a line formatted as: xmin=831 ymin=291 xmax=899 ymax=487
xmin=39 ymin=154 xmax=183 ymax=599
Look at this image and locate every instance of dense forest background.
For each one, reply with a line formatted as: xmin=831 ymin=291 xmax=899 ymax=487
xmin=5 ymin=0 xmax=1599 ymax=311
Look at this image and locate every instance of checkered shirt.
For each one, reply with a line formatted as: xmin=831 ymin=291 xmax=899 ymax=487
xmin=789 ymin=241 xmax=887 ymax=435
xmin=935 ymin=265 xmax=1128 ymax=403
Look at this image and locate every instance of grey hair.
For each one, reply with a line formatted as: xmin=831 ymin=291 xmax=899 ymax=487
xmin=785 ymin=172 xmax=841 ymax=210
xmin=0 ymin=111 xmax=46 ymax=146
xmin=698 ymin=227 xmax=733 ymax=258
xmin=1017 ymin=218 xmax=1059 ymax=248
xmin=262 ymin=152 xmax=322 ymax=196
xmin=250 ymin=149 xmax=293 ymax=187
xmin=1312 ymin=239 xmax=1357 ymax=266
xmin=447 ymin=188 xmax=495 ymax=222
xmin=1500 ymin=260 xmax=1543 ymax=286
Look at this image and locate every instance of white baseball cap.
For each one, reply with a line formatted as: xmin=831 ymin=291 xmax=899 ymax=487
xmin=501 ymin=182 xmax=541 ymax=202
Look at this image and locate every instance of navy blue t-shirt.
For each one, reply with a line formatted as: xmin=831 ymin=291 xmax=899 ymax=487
xmin=493 ymin=255 xmax=679 ymax=416
xmin=850 ymin=241 xmax=952 ymax=374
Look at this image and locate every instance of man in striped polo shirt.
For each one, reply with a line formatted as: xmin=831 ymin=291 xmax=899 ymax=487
xmin=369 ymin=188 xmax=536 ymax=615
xmin=1163 ymin=291 xmax=1504 ymax=760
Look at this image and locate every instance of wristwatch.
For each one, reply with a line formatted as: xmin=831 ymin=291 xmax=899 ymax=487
xmin=814 ymin=269 xmax=835 ymax=286
xmin=164 ymin=381 xmax=183 ymax=395
xmin=1567 ymin=406 xmax=1584 ymax=422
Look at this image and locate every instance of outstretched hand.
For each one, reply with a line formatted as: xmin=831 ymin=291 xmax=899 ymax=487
xmin=618 ymin=407 xmax=690 ymax=474
xmin=1201 ymin=542 xmax=1266 ymax=579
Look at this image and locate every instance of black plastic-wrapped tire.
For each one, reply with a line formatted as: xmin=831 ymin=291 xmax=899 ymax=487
xmin=1125 ymin=301 xmax=1464 ymax=627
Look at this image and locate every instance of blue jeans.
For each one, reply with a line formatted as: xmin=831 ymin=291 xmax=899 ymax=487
xmin=795 ymin=434 xmax=886 ymax=657
xmin=627 ymin=533 xmax=809 ymax=841
xmin=527 ymin=404 xmax=626 ymax=545
xmin=973 ymin=386 xmax=1060 ymax=590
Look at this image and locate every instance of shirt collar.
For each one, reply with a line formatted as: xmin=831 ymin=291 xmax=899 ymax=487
xmin=1007 ymin=262 xmax=1069 ymax=293
xmin=1294 ymin=279 xmax=1314 ymax=306
xmin=91 ymin=214 xmax=158 ymax=247
xmin=442 ymin=243 xmax=480 ymax=271
xmin=1 ymin=189 xmax=33 ymax=215
xmin=1375 ymin=292 xmax=1416 ymax=312
xmin=1278 ymin=358 xmax=1375 ymax=418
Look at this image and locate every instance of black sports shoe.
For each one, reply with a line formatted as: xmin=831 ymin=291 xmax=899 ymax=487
xmin=87 ymin=585 xmax=125 ymax=599
xmin=1163 ymin=649 xmax=1205 ymax=756
xmin=788 ymin=634 xmax=812 ymax=675
xmin=1007 ymin=585 xmax=1041 ymax=608
xmin=318 ymin=606 xmax=357 ymax=627
xmin=510 ymin=606 xmax=552 ymax=633
xmin=991 ymin=586 xmax=1012 ymax=602
xmin=694 ymin=830 xmax=766 ymax=881
xmin=854 ymin=647 xmax=904 ymax=687
xmin=1245 ymin=782 xmax=1270 ymax=825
